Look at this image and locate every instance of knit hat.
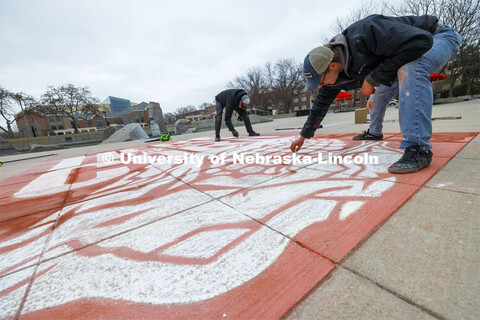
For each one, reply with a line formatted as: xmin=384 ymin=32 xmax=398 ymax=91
xmin=241 ymin=95 xmax=250 ymax=105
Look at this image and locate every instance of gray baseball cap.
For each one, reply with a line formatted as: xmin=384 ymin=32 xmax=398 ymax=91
xmin=303 ymin=46 xmax=334 ymax=92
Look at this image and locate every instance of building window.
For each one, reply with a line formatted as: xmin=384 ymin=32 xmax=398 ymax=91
xmin=96 ymin=119 xmax=103 ymax=127
xmin=301 ymin=96 xmax=307 ymax=101
xmin=366 ymin=96 xmax=370 ymax=101
xmin=56 ymin=117 xmax=64 ymax=129
xmin=293 ymin=98 xmax=299 ymax=103
xmin=302 ymin=105 xmax=307 ymax=110
xmin=341 ymin=100 xmax=348 ymax=105
xmin=87 ymin=120 xmax=92 ymax=127
xmin=294 ymin=106 xmax=299 ymax=111
xmin=49 ymin=117 xmax=57 ymax=130
xmin=135 ymin=113 xmax=140 ymax=123
xmin=355 ymin=98 xmax=361 ymax=103
xmin=140 ymin=113 xmax=145 ymax=122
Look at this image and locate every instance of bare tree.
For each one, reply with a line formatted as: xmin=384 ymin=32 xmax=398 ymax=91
xmin=318 ymin=0 xmax=384 ymax=43
xmin=163 ymin=112 xmax=176 ymax=124
xmin=41 ymin=84 xmax=101 ymax=134
xmin=383 ymin=0 xmax=480 ymax=96
xmin=228 ymin=66 xmax=272 ymax=113
xmin=384 ymin=0 xmax=479 ymax=41
xmin=226 ymin=58 xmax=304 ymax=114
xmin=464 ymin=44 xmax=480 ymax=95
xmin=267 ymin=58 xmax=304 ymax=114
xmin=174 ymin=105 xmax=197 ymax=119
xmin=0 ymin=87 xmax=38 ymax=138
xmin=197 ymin=102 xmax=211 ymax=110
xmin=0 ymin=87 xmax=16 ymax=137
xmin=11 ymin=92 xmax=37 ymax=137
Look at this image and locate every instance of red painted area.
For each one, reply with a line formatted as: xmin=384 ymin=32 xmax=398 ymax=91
xmin=0 ymin=193 xmax=67 ymax=222
xmin=293 ymin=180 xmax=419 ymax=262
xmin=0 ymin=209 xmax=57 ymax=245
xmin=20 ymin=241 xmax=334 ymax=320
xmin=0 ymin=132 xmax=476 ymax=319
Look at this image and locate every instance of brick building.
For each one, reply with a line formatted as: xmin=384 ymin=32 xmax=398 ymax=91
xmin=268 ymin=88 xmax=372 ymax=115
xmin=268 ymin=89 xmax=313 ymax=115
xmin=16 ymin=99 xmax=154 ymax=137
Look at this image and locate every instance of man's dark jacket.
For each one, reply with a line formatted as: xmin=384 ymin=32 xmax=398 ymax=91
xmin=301 ymin=14 xmax=439 ymax=138
xmin=215 ymin=89 xmax=248 ymax=130
xmin=215 ymin=89 xmax=248 ymax=114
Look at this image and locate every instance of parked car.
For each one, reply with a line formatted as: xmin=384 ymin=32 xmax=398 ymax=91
xmin=388 ymin=99 xmax=398 ymax=108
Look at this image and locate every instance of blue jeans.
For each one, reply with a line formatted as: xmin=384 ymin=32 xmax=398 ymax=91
xmin=368 ymin=25 xmax=462 ymax=150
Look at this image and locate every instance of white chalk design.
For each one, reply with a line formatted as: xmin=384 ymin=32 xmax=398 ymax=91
xmin=1 ymin=137 xmax=399 ymax=316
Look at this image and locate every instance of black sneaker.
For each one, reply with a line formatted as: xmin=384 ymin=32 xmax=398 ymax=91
xmin=215 ymin=136 xmax=221 ymax=142
xmin=353 ymin=129 xmax=383 ymax=140
xmin=232 ymin=130 xmax=239 ymax=138
xmin=388 ymin=146 xmax=433 ymax=174
xmin=249 ymin=132 xmax=260 ymax=136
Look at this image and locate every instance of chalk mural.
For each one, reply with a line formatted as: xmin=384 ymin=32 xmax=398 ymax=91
xmin=1 ymin=135 xmax=424 ymax=317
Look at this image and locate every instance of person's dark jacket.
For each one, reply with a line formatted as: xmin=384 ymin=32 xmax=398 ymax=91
xmin=301 ymin=14 xmax=439 ymax=138
xmin=215 ymin=89 xmax=248 ymax=129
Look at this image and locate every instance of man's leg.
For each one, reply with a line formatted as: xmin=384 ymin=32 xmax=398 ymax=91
xmin=368 ymin=82 xmax=399 ymax=135
xmin=241 ymin=110 xmax=260 ymax=136
xmin=224 ymin=114 xmax=238 ymax=137
xmin=389 ymin=25 xmax=462 ymax=173
xmin=353 ymin=83 xmax=398 ymax=140
xmin=215 ymin=100 xmax=223 ymax=141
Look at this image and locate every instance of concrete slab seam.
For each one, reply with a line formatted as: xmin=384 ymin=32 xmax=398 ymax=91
xmin=342 ymin=265 xmax=448 ymax=320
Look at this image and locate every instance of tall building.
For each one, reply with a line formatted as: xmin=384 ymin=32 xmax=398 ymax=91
xmin=102 ymin=96 xmax=131 ymax=113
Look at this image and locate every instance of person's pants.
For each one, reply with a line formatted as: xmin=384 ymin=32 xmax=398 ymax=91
xmin=368 ymin=25 xmax=462 ymax=150
xmin=367 ymin=82 xmax=399 ymax=136
xmin=215 ymin=101 xmax=255 ymax=137
xmin=215 ymin=101 xmax=230 ymax=137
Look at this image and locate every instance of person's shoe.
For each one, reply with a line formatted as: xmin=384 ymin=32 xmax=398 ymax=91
xmin=215 ymin=136 xmax=221 ymax=142
xmin=353 ymin=129 xmax=383 ymax=140
xmin=388 ymin=146 xmax=433 ymax=174
xmin=248 ymin=132 xmax=260 ymax=136
xmin=232 ymin=130 xmax=239 ymax=138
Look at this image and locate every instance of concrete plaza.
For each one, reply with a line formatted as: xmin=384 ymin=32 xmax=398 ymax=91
xmin=0 ymin=100 xmax=478 ymax=319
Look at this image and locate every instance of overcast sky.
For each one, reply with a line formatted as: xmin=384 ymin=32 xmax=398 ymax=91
xmin=1 ymin=0 xmax=388 ymax=114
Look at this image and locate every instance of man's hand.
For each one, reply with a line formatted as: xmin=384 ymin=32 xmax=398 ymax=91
xmin=361 ymin=79 xmax=376 ymax=95
xmin=367 ymin=99 xmax=373 ymax=110
xmin=290 ymin=136 xmax=306 ymax=153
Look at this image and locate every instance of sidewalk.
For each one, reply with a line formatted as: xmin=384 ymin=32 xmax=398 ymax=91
xmin=0 ymin=100 xmax=478 ymax=319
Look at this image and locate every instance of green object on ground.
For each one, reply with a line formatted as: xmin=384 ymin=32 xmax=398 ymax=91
xmin=161 ymin=133 xmax=171 ymax=141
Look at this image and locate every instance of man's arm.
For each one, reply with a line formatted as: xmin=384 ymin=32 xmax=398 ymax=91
xmin=300 ymin=86 xmax=340 ymax=138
